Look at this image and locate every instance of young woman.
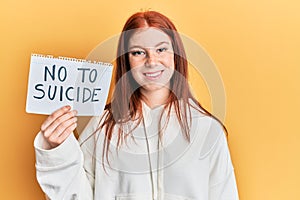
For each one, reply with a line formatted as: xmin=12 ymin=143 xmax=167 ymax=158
xmin=34 ymin=11 xmax=239 ymax=200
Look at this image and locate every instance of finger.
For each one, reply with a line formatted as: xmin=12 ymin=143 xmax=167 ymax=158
xmin=43 ymin=110 xmax=77 ymax=138
xmin=41 ymin=105 xmax=71 ymax=132
xmin=49 ymin=116 xmax=78 ymax=139
xmin=48 ymin=122 xmax=78 ymax=148
xmin=56 ymin=122 xmax=78 ymax=145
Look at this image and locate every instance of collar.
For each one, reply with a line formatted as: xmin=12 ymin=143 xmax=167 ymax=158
xmin=141 ymin=100 xmax=177 ymax=127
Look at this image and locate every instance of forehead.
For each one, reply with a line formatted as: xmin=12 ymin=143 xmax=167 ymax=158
xmin=128 ymin=28 xmax=172 ymax=47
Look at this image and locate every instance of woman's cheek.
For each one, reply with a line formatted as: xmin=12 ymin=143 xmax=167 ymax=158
xmin=162 ymin=54 xmax=174 ymax=69
xmin=130 ymin=68 xmax=143 ymax=85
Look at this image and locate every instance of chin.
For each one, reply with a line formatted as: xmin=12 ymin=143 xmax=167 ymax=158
xmin=140 ymin=84 xmax=170 ymax=92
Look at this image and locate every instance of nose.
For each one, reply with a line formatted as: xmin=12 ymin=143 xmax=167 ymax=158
xmin=145 ymin=50 xmax=158 ymax=67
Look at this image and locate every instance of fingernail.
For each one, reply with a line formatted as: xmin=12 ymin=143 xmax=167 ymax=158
xmin=73 ymin=110 xmax=78 ymax=115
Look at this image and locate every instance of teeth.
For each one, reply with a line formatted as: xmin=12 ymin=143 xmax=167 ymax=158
xmin=145 ymin=71 xmax=162 ymax=77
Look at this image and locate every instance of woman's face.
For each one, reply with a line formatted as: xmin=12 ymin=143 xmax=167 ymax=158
xmin=128 ymin=27 xmax=175 ymax=93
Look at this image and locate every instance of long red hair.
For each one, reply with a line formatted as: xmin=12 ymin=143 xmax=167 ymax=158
xmin=92 ymin=11 xmax=226 ymax=167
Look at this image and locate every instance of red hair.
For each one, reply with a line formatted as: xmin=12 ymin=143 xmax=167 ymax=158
xmin=91 ymin=11 xmax=226 ymax=168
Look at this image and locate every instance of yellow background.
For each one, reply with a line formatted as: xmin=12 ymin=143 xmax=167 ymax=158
xmin=1 ymin=0 xmax=299 ymax=199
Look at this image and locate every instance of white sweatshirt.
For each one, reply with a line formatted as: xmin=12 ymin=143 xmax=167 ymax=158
xmin=34 ymin=101 xmax=239 ymax=200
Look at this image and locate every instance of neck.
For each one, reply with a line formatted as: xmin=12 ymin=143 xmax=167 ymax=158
xmin=140 ymin=87 xmax=170 ymax=109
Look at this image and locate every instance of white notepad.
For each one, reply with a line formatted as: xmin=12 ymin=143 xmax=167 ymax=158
xmin=26 ymin=54 xmax=113 ymax=116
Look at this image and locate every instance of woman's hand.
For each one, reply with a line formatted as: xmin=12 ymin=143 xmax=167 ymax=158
xmin=40 ymin=105 xmax=78 ymax=149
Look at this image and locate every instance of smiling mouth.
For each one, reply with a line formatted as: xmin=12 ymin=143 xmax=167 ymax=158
xmin=143 ymin=70 xmax=164 ymax=78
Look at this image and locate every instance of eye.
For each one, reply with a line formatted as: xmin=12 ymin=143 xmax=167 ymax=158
xmin=130 ymin=50 xmax=146 ymax=56
xmin=157 ymin=47 xmax=168 ymax=53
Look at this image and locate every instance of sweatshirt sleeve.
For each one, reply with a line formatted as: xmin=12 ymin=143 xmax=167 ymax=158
xmin=208 ymin=131 xmax=239 ymax=200
xmin=34 ymin=116 xmax=101 ymax=200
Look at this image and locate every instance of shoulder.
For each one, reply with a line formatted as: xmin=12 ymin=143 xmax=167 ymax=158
xmin=197 ymin=116 xmax=227 ymax=159
xmin=187 ymin=98 xmax=209 ymax=119
xmin=186 ymin=99 xmax=227 ymax=159
xmin=78 ymin=110 xmax=109 ymax=144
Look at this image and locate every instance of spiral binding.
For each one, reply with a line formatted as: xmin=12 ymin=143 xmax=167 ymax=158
xmin=31 ymin=53 xmax=113 ymax=66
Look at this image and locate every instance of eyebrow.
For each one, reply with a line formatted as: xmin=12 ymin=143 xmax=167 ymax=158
xmin=128 ymin=41 xmax=170 ymax=50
